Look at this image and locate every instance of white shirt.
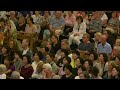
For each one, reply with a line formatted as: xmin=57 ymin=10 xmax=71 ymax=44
xmin=101 ymin=13 xmax=108 ymax=21
xmin=32 ymin=61 xmax=43 ymax=71
xmin=22 ymin=48 xmax=29 ymax=56
xmin=0 ymin=74 xmax=6 ymax=79
xmin=20 ymin=76 xmax=24 ymax=79
xmin=73 ymin=22 xmax=86 ymax=35
xmin=75 ymin=76 xmax=80 ymax=79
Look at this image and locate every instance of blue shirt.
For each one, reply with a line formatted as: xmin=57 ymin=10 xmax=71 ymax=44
xmin=97 ymin=42 xmax=112 ymax=55
xmin=49 ymin=16 xmax=65 ymax=30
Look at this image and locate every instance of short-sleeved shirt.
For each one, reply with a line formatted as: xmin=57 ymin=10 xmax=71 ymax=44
xmin=97 ymin=42 xmax=112 ymax=56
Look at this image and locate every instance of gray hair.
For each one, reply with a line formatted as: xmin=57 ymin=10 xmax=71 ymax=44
xmin=0 ymin=64 xmax=7 ymax=73
xmin=52 ymin=75 xmax=60 ymax=79
xmin=11 ymin=71 xmax=20 ymax=79
xmin=43 ymin=63 xmax=52 ymax=72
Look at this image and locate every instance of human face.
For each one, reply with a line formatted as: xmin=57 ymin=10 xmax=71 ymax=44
xmin=27 ymin=18 xmax=31 ymax=24
xmin=46 ymin=42 xmax=51 ymax=49
xmin=14 ymin=53 xmax=19 ymax=59
xmin=61 ymin=51 xmax=65 ymax=58
xmin=2 ymin=47 xmax=7 ymax=54
xmin=108 ymin=62 xmax=113 ymax=71
xmin=112 ymin=68 xmax=118 ymax=77
xmin=61 ymin=42 xmax=67 ymax=49
xmin=98 ymin=54 xmax=104 ymax=62
xmin=63 ymin=58 xmax=68 ymax=65
xmin=115 ymin=57 xmax=120 ymax=66
xmin=76 ymin=59 xmax=81 ymax=67
xmin=77 ymin=68 xmax=83 ymax=75
xmin=9 ymin=41 xmax=14 ymax=48
xmin=76 ymin=18 xmax=82 ymax=24
xmin=64 ymin=67 xmax=70 ymax=75
xmin=115 ymin=39 xmax=120 ymax=46
xmin=82 ymin=35 xmax=88 ymax=43
xmin=68 ymin=11 xmax=72 ymax=16
xmin=46 ymin=54 xmax=51 ymax=63
xmin=84 ymin=61 xmax=89 ymax=69
xmin=72 ymin=53 xmax=78 ymax=60
xmin=79 ymin=73 xmax=86 ymax=79
xmin=18 ymin=17 xmax=24 ymax=24
xmin=4 ymin=59 xmax=10 ymax=66
xmin=42 ymin=65 xmax=48 ymax=74
xmin=112 ymin=12 xmax=117 ymax=18
xmin=51 ymin=36 xmax=56 ymax=43
xmin=34 ymin=53 xmax=40 ymax=61
xmin=22 ymin=40 xmax=27 ymax=48
xmin=89 ymin=54 xmax=94 ymax=61
xmin=55 ymin=11 xmax=62 ymax=18
xmin=23 ymin=56 xmax=28 ymax=65
xmin=44 ymin=11 xmax=49 ymax=17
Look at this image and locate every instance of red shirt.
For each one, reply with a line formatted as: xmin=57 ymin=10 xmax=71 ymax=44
xmin=20 ymin=65 xmax=33 ymax=79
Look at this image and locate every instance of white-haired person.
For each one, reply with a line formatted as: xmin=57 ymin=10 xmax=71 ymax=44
xmin=68 ymin=16 xmax=86 ymax=46
xmin=11 ymin=71 xmax=24 ymax=79
xmin=42 ymin=63 xmax=55 ymax=79
xmin=32 ymin=61 xmax=44 ymax=79
xmin=0 ymin=64 xmax=7 ymax=79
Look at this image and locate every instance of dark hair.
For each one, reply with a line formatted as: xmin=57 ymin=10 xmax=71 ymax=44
xmin=76 ymin=16 xmax=83 ymax=22
xmin=46 ymin=53 xmax=55 ymax=59
xmin=79 ymin=57 xmax=85 ymax=65
xmin=82 ymin=71 xmax=90 ymax=79
xmin=72 ymin=50 xmax=80 ymax=56
xmin=99 ymin=53 xmax=108 ymax=63
xmin=112 ymin=65 xmax=120 ymax=78
xmin=63 ymin=64 xmax=72 ymax=72
xmin=51 ymin=35 xmax=58 ymax=40
xmin=91 ymin=66 xmax=99 ymax=77
xmin=78 ymin=65 xmax=87 ymax=71
xmin=27 ymin=17 xmax=34 ymax=24
xmin=23 ymin=54 xmax=31 ymax=64
xmin=2 ymin=44 xmax=9 ymax=54
xmin=35 ymin=51 xmax=43 ymax=60
xmin=61 ymin=49 xmax=69 ymax=56
xmin=4 ymin=56 xmax=13 ymax=65
xmin=44 ymin=11 xmax=51 ymax=15
xmin=0 ymin=18 xmax=5 ymax=23
xmin=84 ymin=59 xmax=93 ymax=67
xmin=14 ymin=51 xmax=22 ymax=59
xmin=63 ymin=56 xmax=71 ymax=64
xmin=90 ymin=51 xmax=98 ymax=60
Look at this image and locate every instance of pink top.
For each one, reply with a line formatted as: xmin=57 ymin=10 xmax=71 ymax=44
xmin=65 ymin=14 xmax=76 ymax=26
xmin=58 ymin=67 xmax=65 ymax=77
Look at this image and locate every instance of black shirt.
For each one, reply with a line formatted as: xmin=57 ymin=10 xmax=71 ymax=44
xmin=61 ymin=74 xmax=75 ymax=79
xmin=17 ymin=24 xmax=26 ymax=31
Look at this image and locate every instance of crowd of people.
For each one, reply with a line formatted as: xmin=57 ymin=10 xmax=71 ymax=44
xmin=0 ymin=11 xmax=120 ymax=79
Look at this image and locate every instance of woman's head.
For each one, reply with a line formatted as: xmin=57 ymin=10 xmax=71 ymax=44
xmin=111 ymin=65 xmax=120 ymax=78
xmin=36 ymin=62 xmax=44 ymax=73
xmin=61 ymin=39 xmax=69 ymax=49
xmin=89 ymin=52 xmax=98 ymax=61
xmin=63 ymin=56 xmax=71 ymax=65
xmin=61 ymin=49 xmax=69 ymax=58
xmin=63 ymin=64 xmax=72 ymax=75
xmin=22 ymin=55 xmax=31 ymax=65
xmin=79 ymin=71 xmax=89 ymax=79
xmin=94 ymin=32 xmax=102 ymax=41
xmin=45 ymin=41 xmax=52 ymax=49
xmin=115 ymin=39 xmax=120 ymax=46
xmin=26 ymin=17 xmax=34 ymax=24
xmin=112 ymin=11 xmax=117 ymax=18
xmin=14 ymin=51 xmax=22 ymax=59
xmin=46 ymin=53 xmax=54 ymax=63
xmin=18 ymin=16 xmax=25 ymax=24
xmin=77 ymin=65 xmax=87 ymax=76
xmin=76 ymin=16 xmax=83 ymax=24
xmin=90 ymin=66 xmax=99 ymax=77
xmin=2 ymin=45 xmax=8 ymax=54
xmin=83 ymin=59 xmax=93 ymax=70
xmin=72 ymin=50 xmax=79 ymax=60
xmin=98 ymin=53 xmax=108 ymax=63
xmin=4 ymin=56 xmax=11 ymax=66
xmin=42 ymin=63 xmax=52 ymax=74
xmin=108 ymin=61 xmax=116 ymax=71
xmin=34 ymin=51 xmax=43 ymax=61
xmin=0 ymin=64 xmax=7 ymax=74
xmin=114 ymin=56 xmax=120 ymax=66
xmin=11 ymin=71 xmax=20 ymax=79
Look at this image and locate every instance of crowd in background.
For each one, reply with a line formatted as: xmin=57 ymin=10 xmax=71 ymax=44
xmin=0 ymin=11 xmax=120 ymax=79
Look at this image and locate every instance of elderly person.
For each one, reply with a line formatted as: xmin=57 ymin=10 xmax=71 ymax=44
xmin=0 ymin=64 xmax=7 ymax=79
xmin=11 ymin=71 xmax=24 ymax=79
xmin=49 ymin=11 xmax=65 ymax=37
xmin=97 ymin=35 xmax=112 ymax=56
xmin=42 ymin=63 xmax=55 ymax=79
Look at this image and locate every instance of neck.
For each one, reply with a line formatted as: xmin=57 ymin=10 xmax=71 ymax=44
xmin=29 ymin=23 xmax=33 ymax=27
xmin=23 ymin=46 xmax=28 ymax=50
